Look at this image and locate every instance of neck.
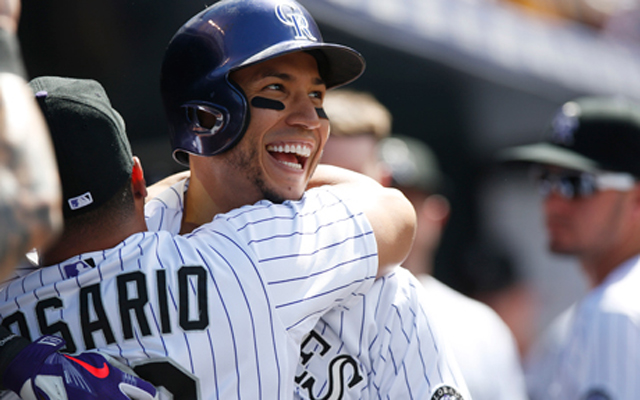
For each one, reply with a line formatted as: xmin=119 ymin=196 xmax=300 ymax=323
xmin=182 ymin=174 xmax=225 ymax=234
xmin=40 ymin=214 xmax=146 ymax=266
xmin=580 ymin=234 xmax=640 ymax=287
xmin=182 ymin=164 xmax=264 ymax=234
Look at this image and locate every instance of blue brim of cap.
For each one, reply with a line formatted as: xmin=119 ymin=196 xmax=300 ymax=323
xmin=497 ymin=142 xmax=601 ymax=172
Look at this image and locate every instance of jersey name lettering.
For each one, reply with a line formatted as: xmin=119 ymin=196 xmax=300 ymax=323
xmin=296 ymin=330 xmax=363 ymax=400
xmin=1 ymin=266 xmax=208 ymax=352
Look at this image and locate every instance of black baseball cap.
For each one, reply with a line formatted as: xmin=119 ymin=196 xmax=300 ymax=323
xmin=497 ymin=96 xmax=640 ymax=177
xmin=29 ymin=76 xmax=134 ymax=218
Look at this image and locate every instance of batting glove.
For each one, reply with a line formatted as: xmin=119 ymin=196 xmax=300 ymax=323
xmin=2 ymin=335 xmax=157 ymax=400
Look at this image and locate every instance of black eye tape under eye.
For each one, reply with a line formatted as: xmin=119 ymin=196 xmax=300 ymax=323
xmin=251 ymin=97 xmax=285 ymax=110
xmin=315 ymin=108 xmax=328 ymax=119
xmin=251 ymin=96 xmax=329 ymax=119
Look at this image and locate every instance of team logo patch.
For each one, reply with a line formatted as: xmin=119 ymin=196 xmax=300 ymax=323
xmin=68 ymin=191 xmax=94 ymax=210
xmin=275 ymin=3 xmax=317 ymax=41
xmin=430 ymin=385 xmax=464 ymax=400
xmin=63 ymin=260 xmax=94 ymax=278
xmin=550 ymin=101 xmax=580 ymax=146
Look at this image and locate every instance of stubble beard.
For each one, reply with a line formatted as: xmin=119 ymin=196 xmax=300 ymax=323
xmin=226 ymin=142 xmax=287 ymax=205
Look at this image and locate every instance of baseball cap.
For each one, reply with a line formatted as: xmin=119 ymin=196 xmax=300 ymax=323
xmin=497 ymin=96 xmax=640 ymax=177
xmin=378 ymin=134 xmax=444 ymax=193
xmin=29 ymin=76 xmax=134 ymax=218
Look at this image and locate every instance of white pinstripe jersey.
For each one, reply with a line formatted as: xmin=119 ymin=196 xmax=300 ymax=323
xmin=0 ymin=184 xmax=377 ymax=400
xmin=145 ymin=179 xmax=471 ymax=400
xmin=525 ymin=255 xmax=640 ymax=400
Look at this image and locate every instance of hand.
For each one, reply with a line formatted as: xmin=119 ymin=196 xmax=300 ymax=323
xmin=145 ymin=170 xmax=189 ymax=203
xmin=3 ymin=336 xmax=157 ymax=400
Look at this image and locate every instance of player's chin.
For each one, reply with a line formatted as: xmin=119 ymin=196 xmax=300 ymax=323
xmin=261 ymin=186 xmax=304 ymax=204
xmin=260 ymin=176 xmax=306 ymax=203
xmin=265 ymin=171 xmax=308 ymax=202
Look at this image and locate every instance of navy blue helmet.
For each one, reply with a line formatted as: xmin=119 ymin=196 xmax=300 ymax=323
xmin=161 ymin=0 xmax=366 ymax=165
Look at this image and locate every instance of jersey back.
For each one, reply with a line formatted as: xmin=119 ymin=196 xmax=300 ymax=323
xmin=0 ymin=186 xmax=377 ymax=400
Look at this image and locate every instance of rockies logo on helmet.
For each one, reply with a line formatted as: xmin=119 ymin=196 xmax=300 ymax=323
xmin=275 ymin=3 xmax=317 ymax=41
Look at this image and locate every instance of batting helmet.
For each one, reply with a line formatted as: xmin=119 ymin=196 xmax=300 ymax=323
xmin=161 ymin=0 xmax=366 ymax=165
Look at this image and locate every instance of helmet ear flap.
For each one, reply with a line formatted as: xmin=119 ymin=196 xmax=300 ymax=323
xmin=171 ymin=84 xmax=251 ymax=166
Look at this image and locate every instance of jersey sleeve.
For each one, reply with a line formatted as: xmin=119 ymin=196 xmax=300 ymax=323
xmin=196 ymin=186 xmax=378 ymax=343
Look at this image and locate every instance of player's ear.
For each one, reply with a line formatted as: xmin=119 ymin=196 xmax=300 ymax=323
xmin=131 ymin=156 xmax=147 ymax=200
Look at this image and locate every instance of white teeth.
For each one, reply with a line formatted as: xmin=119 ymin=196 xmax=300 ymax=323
xmin=266 ymin=144 xmax=312 ymax=158
xmin=280 ymin=161 xmax=302 ymax=170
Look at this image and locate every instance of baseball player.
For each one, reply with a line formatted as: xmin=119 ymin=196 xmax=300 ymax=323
xmin=0 ymin=3 xmax=158 ymax=399
xmin=499 ymin=96 xmax=640 ymax=400
xmin=0 ymin=73 xmax=412 ymax=400
xmin=146 ymin=2 xmax=470 ymax=398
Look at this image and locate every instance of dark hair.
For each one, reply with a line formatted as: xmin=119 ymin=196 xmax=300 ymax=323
xmin=63 ymin=179 xmax=134 ymax=233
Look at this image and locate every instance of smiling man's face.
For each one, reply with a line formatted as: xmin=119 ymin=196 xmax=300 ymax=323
xmin=191 ymin=51 xmax=330 ymax=208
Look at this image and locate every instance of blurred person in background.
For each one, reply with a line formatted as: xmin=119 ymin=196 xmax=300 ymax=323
xmin=499 ymin=95 xmax=640 ymax=400
xmin=318 ymin=89 xmax=391 ymax=183
xmin=450 ymin=241 xmax=539 ymax=358
xmin=322 ymin=89 xmax=528 ymax=400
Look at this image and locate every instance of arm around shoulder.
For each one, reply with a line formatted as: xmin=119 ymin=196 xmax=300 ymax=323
xmin=309 ymin=165 xmax=416 ymax=277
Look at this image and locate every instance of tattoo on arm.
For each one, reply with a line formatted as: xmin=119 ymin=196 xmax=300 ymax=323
xmin=0 ymin=74 xmax=61 ymax=277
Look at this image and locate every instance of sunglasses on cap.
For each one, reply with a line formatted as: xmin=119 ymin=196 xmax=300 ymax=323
xmin=532 ymin=167 xmax=637 ymax=199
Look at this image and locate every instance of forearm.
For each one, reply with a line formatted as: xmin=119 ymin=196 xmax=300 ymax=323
xmin=307 ymin=164 xmax=379 ymax=189
xmin=0 ymin=27 xmax=62 ymax=279
xmin=0 ymin=28 xmax=25 ymax=78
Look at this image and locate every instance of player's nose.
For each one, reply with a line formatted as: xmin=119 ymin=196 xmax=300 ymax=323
xmin=285 ymin=95 xmax=322 ymax=130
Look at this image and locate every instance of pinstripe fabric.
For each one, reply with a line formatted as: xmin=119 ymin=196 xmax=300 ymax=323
xmin=145 ymin=179 xmax=471 ymax=400
xmin=525 ymin=256 xmax=640 ymax=400
xmin=0 ymin=183 xmax=376 ymax=400
xmin=293 ymin=267 xmax=471 ymax=400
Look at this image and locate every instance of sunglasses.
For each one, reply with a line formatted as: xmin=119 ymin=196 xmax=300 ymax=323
xmin=532 ymin=168 xmax=636 ymax=199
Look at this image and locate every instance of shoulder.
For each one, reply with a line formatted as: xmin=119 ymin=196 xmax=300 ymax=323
xmin=144 ymin=179 xmax=188 ymax=233
xmin=210 ymin=186 xmax=373 ymax=242
xmin=595 ymin=257 xmax=640 ymax=317
xmin=569 ymin=259 xmax=640 ymax=338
